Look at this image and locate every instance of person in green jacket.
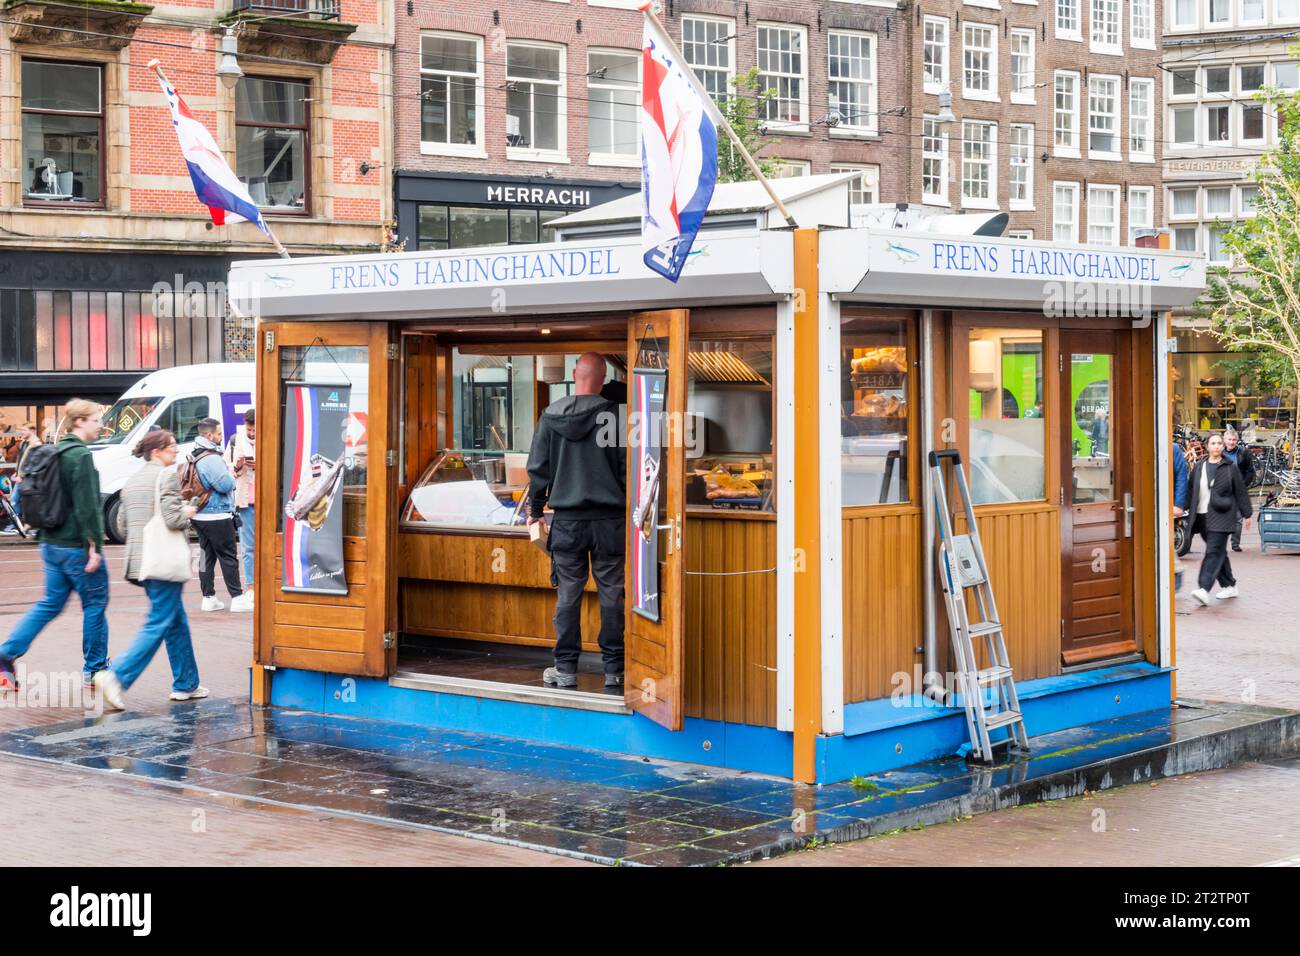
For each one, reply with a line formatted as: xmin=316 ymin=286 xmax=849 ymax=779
xmin=0 ymin=399 xmax=109 ymax=693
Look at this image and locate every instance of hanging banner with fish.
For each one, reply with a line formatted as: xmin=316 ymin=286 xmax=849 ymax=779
xmin=281 ymin=383 xmax=352 ymax=594
xmin=629 ymin=368 xmax=666 ymax=621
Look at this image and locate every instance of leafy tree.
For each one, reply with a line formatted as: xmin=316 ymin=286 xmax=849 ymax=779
xmin=713 ymin=68 xmax=783 ymax=183
xmin=1207 ymin=81 xmax=1300 ymax=450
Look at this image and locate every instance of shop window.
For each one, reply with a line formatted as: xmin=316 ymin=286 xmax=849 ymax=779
xmin=682 ymin=15 xmax=735 ymax=104
xmin=757 ymin=23 xmax=808 ymax=129
xmin=967 ymin=329 xmax=1046 ymax=505
xmin=841 ymin=316 xmax=910 ymax=506
xmin=418 ymin=205 xmax=566 ymax=250
xmin=278 ymin=345 xmax=370 ymax=538
xmin=449 ymin=207 xmax=508 ymax=248
xmin=827 ymin=29 xmax=876 ymax=133
xmin=420 ymin=32 xmax=482 ymax=154
xmin=506 ymin=43 xmax=564 ymax=155
xmin=687 ymin=339 xmax=775 ymax=512
xmin=21 ymin=60 xmax=103 ymax=206
xmin=418 ymin=205 xmax=449 ymax=250
xmin=236 ymin=77 xmax=309 ymax=212
xmin=588 ymin=49 xmax=639 ymax=161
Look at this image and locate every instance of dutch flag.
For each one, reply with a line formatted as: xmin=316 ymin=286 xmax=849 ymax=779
xmin=156 ymin=71 xmax=270 ymax=235
xmin=639 ymin=6 xmax=718 ymax=283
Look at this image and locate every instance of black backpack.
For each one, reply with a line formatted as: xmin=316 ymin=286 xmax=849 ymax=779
xmin=16 ymin=443 xmax=75 ymax=530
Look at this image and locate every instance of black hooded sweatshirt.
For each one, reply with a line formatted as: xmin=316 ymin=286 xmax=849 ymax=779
xmin=526 ymin=394 xmax=627 ymax=521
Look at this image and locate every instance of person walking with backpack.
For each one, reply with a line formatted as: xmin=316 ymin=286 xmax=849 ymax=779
xmin=182 ymin=418 xmax=252 ymax=612
xmin=94 ymin=429 xmax=207 ymax=710
xmin=0 ymin=400 xmax=109 ymax=693
xmin=224 ymin=408 xmax=256 ymax=598
xmin=9 ymin=422 xmax=42 ymax=519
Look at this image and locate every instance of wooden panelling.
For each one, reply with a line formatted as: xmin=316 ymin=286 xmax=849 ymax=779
xmin=841 ymin=508 xmax=923 ymax=703
xmin=961 ymin=505 xmax=1062 ymax=682
xmin=683 ymin=515 xmax=777 ymax=727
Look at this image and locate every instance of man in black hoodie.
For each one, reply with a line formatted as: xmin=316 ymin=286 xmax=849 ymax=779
xmin=527 ymin=352 xmax=627 ymax=688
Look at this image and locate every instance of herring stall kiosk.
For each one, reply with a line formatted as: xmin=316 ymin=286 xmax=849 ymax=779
xmin=232 ymin=174 xmax=1206 ymax=784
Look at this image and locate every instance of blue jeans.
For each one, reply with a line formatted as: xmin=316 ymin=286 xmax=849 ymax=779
xmin=112 ymin=580 xmax=199 ymax=693
xmin=10 ymin=482 xmax=19 ymax=515
xmin=237 ymin=505 xmax=255 ymax=587
xmin=1 ymin=543 xmax=109 ymax=681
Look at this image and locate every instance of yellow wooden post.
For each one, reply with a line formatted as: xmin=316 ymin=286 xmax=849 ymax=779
xmin=792 ymin=228 xmax=822 ymax=783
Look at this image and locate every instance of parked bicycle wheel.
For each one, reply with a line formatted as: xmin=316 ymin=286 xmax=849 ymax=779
xmin=1175 ymin=514 xmax=1192 ymax=556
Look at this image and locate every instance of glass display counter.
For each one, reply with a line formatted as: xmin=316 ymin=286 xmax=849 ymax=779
xmin=401 ymin=450 xmax=530 ymax=532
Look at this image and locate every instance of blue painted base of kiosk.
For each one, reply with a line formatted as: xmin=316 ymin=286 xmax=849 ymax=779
xmin=268 ymin=662 xmax=1172 ymax=783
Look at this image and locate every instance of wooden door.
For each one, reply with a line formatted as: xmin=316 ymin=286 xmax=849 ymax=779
xmin=255 ymin=321 xmax=397 ymax=678
xmin=625 ymin=310 xmax=688 ymax=729
xmin=1059 ymin=329 xmax=1137 ymax=665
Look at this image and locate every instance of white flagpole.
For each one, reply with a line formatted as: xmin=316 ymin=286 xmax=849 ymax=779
xmin=640 ymin=2 xmax=799 ymax=228
xmin=149 ymin=59 xmax=291 ymax=259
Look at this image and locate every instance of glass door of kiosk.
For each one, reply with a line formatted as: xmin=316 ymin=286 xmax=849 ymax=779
xmin=626 ymin=310 xmax=688 ymax=730
xmin=254 ymin=321 xmax=398 ymax=679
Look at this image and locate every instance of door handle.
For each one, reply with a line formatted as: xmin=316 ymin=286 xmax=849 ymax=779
xmin=1123 ymin=492 xmax=1135 ymax=538
xmin=656 ymin=515 xmax=681 ymax=555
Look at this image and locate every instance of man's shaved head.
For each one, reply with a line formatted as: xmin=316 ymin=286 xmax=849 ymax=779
xmin=573 ymin=352 xmax=607 ymax=395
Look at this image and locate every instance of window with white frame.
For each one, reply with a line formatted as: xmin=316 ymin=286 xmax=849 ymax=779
xmin=682 ymin=15 xmax=735 ymax=104
xmin=827 ymin=30 xmax=877 ymax=133
xmin=587 ymin=50 xmax=639 ymax=162
xmin=1240 ymin=101 xmax=1265 ymax=142
xmin=922 ymin=17 xmax=949 ymax=93
xmin=1054 ymin=71 xmax=1080 ymax=154
xmin=1010 ymin=30 xmax=1035 ymax=103
xmin=1206 ymin=223 xmax=1231 ymax=263
xmin=1130 ymin=0 xmax=1155 ymax=46
xmin=1057 ymin=0 xmax=1081 ymax=37
xmin=1205 ymin=185 xmax=1233 ymax=216
xmin=506 ymin=42 xmax=564 ymax=155
xmin=1009 ymin=124 xmax=1033 ymax=209
xmin=1206 ymin=102 xmax=1231 ymax=142
xmin=1172 ymin=0 xmax=1197 ymax=27
xmin=420 ymin=33 xmax=483 ymax=155
xmin=1204 ymin=65 xmax=1231 ymax=95
xmin=1173 ymin=226 xmax=1198 ymax=251
xmin=1129 ymin=78 xmax=1154 ymax=158
xmin=1128 ymin=186 xmax=1153 ymax=243
xmin=1087 ymin=184 xmax=1120 ymax=245
xmin=962 ymin=23 xmax=997 ymax=99
xmin=1007 ymin=230 xmax=1034 ymax=239
xmin=830 ymin=163 xmax=880 ymax=209
xmin=770 ymin=159 xmax=810 ymax=178
xmin=1207 ymin=0 xmax=1231 ymax=25
xmin=1090 ymin=0 xmax=1122 ymax=53
xmin=1053 ymin=182 xmax=1080 ymax=241
xmin=1171 ymin=105 xmax=1198 ymax=145
xmin=1169 ymin=68 xmax=1197 ymax=97
xmin=1239 ymin=64 xmax=1265 ymax=94
xmin=757 ymin=24 xmax=808 ymax=129
xmin=1089 ymin=76 xmax=1121 ymax=156
xmin=1280 ymin=0 xmax=1300 ymax=21
xmin=1169 ymin=187 xmax=1198 ymax=218
xmin=1275 ymin=61 xmax=1300 ymax=90
xmin=1240 ymin=184 xmax=1259 ymax=215
xmin=961 ymin=119 xmax=996 ymax=207
xmin=922 ymin=117 xmax=948 ymax=203
xmin=1240 ymin=0 xmax=1265 ymax=23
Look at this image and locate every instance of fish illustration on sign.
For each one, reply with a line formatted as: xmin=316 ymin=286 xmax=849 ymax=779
xmin=1169 ymin=263 xmax=1193 ymax=280
xmin=264 ymin=273 xmax=294 ymax=289
xmin=885 ymin=242 xmax=921 ymax=264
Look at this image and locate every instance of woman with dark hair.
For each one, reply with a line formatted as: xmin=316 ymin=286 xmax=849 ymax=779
xmin=1182 ymin=432 xmax=1253 ymax=607
xmin=94 ymin=429 xmax=207 ymax=709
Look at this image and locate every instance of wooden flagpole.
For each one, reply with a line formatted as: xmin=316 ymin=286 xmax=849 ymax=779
xmin=148 ymin=59 xmax=291 ymax=259
xmin=639 ymin=3 xmax=799 ymax=228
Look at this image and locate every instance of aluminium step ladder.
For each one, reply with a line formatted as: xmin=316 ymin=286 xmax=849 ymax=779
xmin=928 ymin=450 xmax=1030 ymax=763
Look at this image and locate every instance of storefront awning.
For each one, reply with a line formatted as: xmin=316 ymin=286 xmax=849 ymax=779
xmin=822 ymin=229 xmax=1208 ymax=313
xmin=229 ymin=230 xmax=794 ymax=321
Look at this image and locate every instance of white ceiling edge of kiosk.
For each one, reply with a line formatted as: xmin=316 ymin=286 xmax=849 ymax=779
xmin=822 ymin=228 xmax=1208 ymax=312
xmin=228 ymin=230 xmax=794 ymax=321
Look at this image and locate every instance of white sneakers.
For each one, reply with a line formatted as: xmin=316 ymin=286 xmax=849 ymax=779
xmin=93 ymin=671 xmax=126 ymax=711
xmin=200 ymin=595 xmax=225 ymax=612
xmin=169 ymin=686 xmax=210 ymax=701
xmin=229 ymin=592 xmax=255 ymax=613
xmin=1190 ymin=586 xmax=1240 ymax=607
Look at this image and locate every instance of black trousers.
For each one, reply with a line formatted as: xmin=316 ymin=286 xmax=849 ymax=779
xmin=549 ymin=517 xmax=625 ymax=675
xmin=193 ymin=516 xmax=243 ymax=599
xmin=1193 ymin=517 xmax=1236 ymax=592
xmin=1231 ymin=516 xmax=1243 ymax=549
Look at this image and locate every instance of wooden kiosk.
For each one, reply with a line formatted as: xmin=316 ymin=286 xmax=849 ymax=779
xmin=233 ymin=176 xmax=1206 ymax=784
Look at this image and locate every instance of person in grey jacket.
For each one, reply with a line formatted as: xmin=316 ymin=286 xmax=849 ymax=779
xmin=94 ymin=429 xmax=207 ymax=710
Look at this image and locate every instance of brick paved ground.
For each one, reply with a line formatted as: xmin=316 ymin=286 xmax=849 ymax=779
xmin=1 ymin=526 xmax=1297 ymax=867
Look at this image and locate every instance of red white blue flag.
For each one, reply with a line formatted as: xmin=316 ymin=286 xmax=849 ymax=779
xmin=156 ymin=72 xmax=269 ymax=234
xmin=639 ymin=7 xmax=718 ymax=282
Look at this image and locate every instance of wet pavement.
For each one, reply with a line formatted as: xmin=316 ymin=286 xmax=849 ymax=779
xmin=1 ymin=695 xmax=1293 ymax=866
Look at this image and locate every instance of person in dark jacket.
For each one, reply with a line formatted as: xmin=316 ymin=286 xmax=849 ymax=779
xmin=1221 ymin=429 xmax=1255 ymax=552
xmin=1182 ymin=433 xmax=1253 ymax=607
xmin=0 ymin=399 xmax=109 ymax=693
xmin=527 ymin=352 xmax=627 ymax=688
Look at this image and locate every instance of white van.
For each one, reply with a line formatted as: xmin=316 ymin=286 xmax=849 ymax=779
xmin=91 ymin=363 xmax=255 ymax=543
xmin=91 ymin=360 xmax=369 ymax=543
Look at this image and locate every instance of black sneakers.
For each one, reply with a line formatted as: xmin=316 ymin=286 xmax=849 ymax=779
xmin=604 ymin=672 xmax=624 ymax=689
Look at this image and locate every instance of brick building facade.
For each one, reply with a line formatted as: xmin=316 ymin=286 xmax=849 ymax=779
xmin=0 ymin=0 xmax=391 ymax=403
xmin=907 ymin=0 xmax=1164 ymax=244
